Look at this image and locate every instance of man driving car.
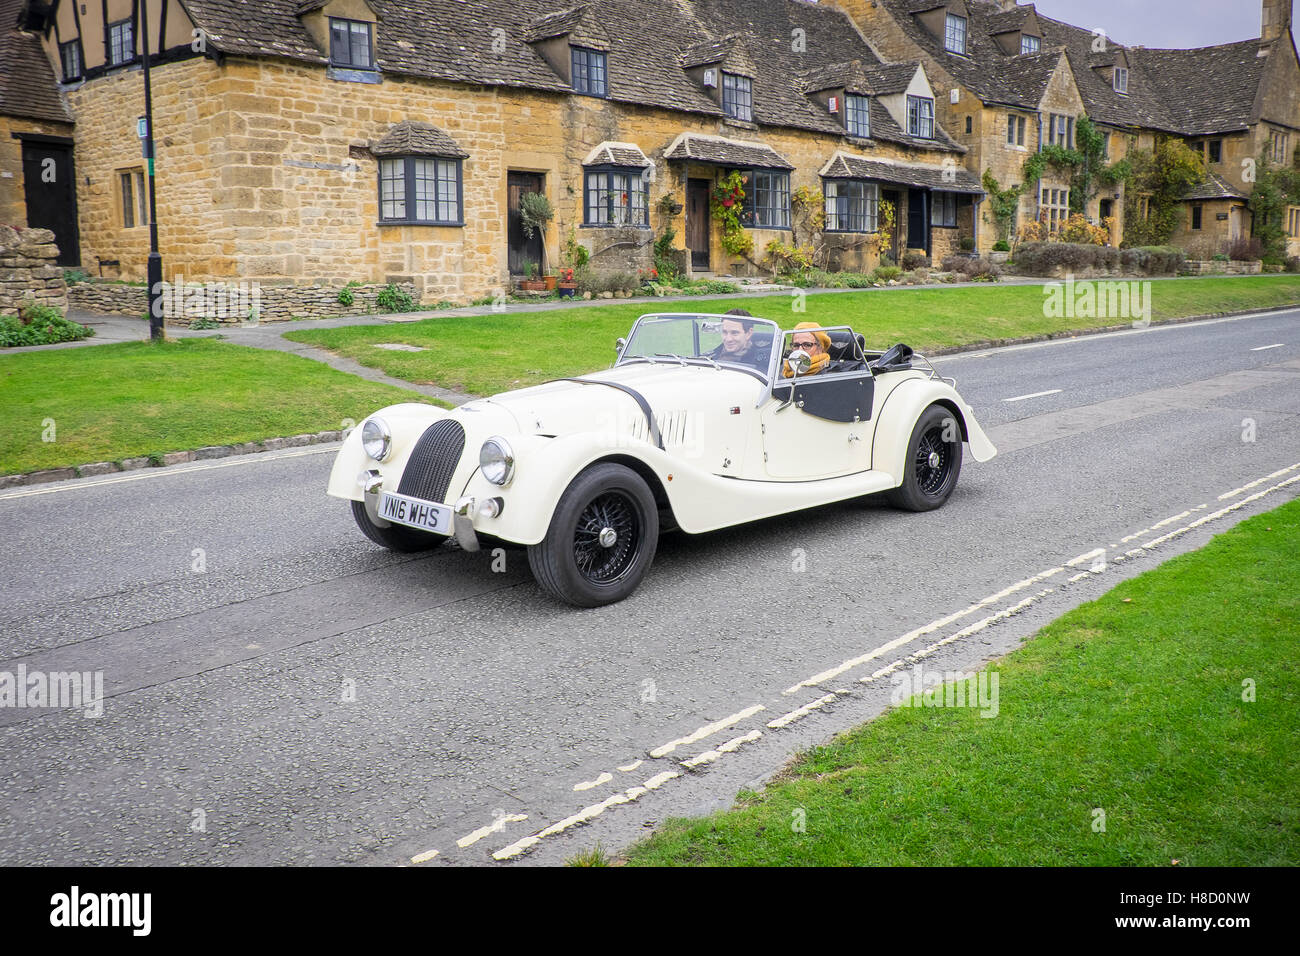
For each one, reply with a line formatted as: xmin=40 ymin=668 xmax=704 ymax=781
xmin=707 ymin=308 xmax=769 ymax=369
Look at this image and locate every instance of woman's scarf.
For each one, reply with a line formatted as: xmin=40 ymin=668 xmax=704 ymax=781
xmin=782 ymin=351 xmax=830 ymax=378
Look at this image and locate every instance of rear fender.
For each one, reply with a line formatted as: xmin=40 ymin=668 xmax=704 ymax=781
xmin=872 ymin=378 xmax=997 ymax=480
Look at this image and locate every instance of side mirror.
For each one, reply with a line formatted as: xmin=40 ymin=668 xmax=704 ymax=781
xmin=615 ymin=337 xmax=627 ymax=357
xmin=786 ymin=348 xmax=811 ymax=377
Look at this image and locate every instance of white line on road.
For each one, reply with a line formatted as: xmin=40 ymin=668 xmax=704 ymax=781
xmin=1217 ymin=462 xmax=1300 ymax=501
xmin=0 ymin=444 xmax=339 ymax=500
xmin=767 ymin=694 xmax=838 ymax=730
xmin=1003 ymin=389 xmax=1063 ymax=403
xmin=1250 ymin=344 xmax=1285 ymax=351
xmin=409 ymin=848 xmax=440 ymax=864
xmin=648 ymin=704 xmax=765 ymax=758
xmin=456 ymin=813 xmax=529 ymax=849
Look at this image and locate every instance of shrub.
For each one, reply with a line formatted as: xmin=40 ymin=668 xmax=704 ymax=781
xmin=337 ymin=280 xmax=361 ymax=306
xmin=0 ymin=304 xmax=95 ymax=347
xmin=1119 ymin=245 xmax=1185 ymax=275
xmin=188 ymin=317 xmax=221 ymax=330
xmin=880 ymin=253 xmax=897 ymax=268
xmin=1012 ymin=241 xmax=1121 ymax=275
xmin=941 ymin=255 xmax=1001 ymax=281
xmin=992 ymin=239 xmax=1010 ymax=252
xmin=62 ymin=267 xmax=90 ymax=285
xmin=1227 ymin=237 xmax=1264 ymax=261
xmin=1286 ymin=256 xmax=1300 ymax=273
xmin=842 ymin=272 xmax=876 ymax=288
xmin=376 ymin=283 xmax=416 ymax=312
xmin=1019 ymin=220 xmax=1047 ymax=242
xmin=959 ymin=237 xmax=976 ymax=252
xmin=872 ymin=265 xmax=902 ymax=282
xmin=901 ymin=250 xmax=929 ymax=270
xmin=1057 ymin=213 xmax=1109 ymax=246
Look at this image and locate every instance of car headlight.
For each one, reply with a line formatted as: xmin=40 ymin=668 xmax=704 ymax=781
xmin=361 ymin=417 xmax=392 ymax=462
xmin=480 ymin=437 xmax=515 ymax=485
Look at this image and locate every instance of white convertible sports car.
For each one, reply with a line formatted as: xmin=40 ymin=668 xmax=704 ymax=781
xmin=327 ymin=312 xmax=996 ymax=607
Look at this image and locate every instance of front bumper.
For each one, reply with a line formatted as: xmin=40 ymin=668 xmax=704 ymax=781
xmin=360 ymin=469 xmax=480 ymax=551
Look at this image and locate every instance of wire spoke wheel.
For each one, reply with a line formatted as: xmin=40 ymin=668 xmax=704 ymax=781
xmin=572 ymin=491 xmax=641 ymax=584
xmin=915 ymin=425 xmax=956 ymax=498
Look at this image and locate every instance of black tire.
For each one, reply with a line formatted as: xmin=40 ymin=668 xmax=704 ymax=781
xmin=351 ymin=499 xmax=444 ymax=553
xmin=887 ymin=404 xmax=963 ymax=512
xmin=527 ymin=462 xmax=659 ymax=608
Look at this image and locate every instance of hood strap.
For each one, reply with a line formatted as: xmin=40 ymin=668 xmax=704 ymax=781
xmin=549 ymin=378 xmax=664 ymax=450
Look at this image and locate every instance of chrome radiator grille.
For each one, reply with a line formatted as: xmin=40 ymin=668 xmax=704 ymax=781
xmin=396 ymin=419 xmax=466 ymax=504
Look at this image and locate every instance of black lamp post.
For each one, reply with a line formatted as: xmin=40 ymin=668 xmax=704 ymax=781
xmin=140 ymin=1 xmax=164 ymax=342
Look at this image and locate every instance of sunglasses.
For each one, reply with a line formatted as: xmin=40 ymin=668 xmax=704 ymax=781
xmin=792 ymin=339 xmax=819 ymax=349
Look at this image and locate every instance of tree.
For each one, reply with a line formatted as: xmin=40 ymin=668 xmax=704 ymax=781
xmin=1122 ymin=138 xmax=1204 ymax=246
xmin=982 ymin=170 xmax=1023 ymax=246
xmin=1247 ymin=151 xmax=1300 ymax=261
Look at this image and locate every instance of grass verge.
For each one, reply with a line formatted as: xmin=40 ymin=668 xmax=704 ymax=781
xmin=283 ymin=275 xmax=1300 ymax=396
xmin=622 ymin=497 xmax=1300 ymax=866
xmin=0 ymin=338 xmax=427 ymax=475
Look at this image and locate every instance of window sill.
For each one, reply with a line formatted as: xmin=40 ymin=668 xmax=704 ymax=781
xmin=571 ymin=90 xmax=610 ymax=99
xmin=744 ymin=225 xmax=793 ymax=232
xmin=329 ymin=66 xmax=382 ymax=84
xmin=722 ymin=118 xmax=758 ymax=130
xmin=580 ymin=223 xmax=651 ymax=230
xmin=377 ymin=220 xmax=464 ymax=228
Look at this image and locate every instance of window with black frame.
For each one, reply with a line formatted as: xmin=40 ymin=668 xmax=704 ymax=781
xmin=584 ymin=166 xmax=649 ymax=227
xmin=744 ymin=170 xmax=790 ymax=229
xmin=907 ymin=95 xmax=934 ymax=139
xmin=723 ymin=73 xmax=753 ymax=122
xmin=107 ymin=19 xmax=134 ymax=66
xmin=930 ymin=192 xmax=958 ymax=228
xmin=571 ymin=47 xmax=608 ymax=96
xmin=824 ymin=180 xmax=878 ymax=233
xmin=845 ymin=94 xmax=870 ymax=138
xmin=330 ymin=18 xmax=374 ymax=69
xmin=60 ymin=39 xmax=82 ymax=81
xmin=378 ymin=156 xmax=462 ymax=225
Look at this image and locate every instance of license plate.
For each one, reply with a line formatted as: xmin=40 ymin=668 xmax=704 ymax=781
xmin=378 ymin=492 xmax=452 ymax=534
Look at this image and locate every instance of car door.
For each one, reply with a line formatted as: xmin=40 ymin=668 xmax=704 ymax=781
xmin=760 ymin=370 xmax=875 ymax=480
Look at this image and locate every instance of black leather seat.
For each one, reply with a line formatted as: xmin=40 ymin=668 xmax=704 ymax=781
xmin=826 ymin=330 xmax=867 ymax=370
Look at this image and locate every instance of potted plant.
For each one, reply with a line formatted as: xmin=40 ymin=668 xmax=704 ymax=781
xmin=557 ymin=267 xmax=578 ymax=297
xmin=518 ymin=262 xmax=547 ymax=293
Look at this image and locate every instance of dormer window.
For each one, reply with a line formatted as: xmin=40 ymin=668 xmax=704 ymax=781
xmin=722 ymin=73 xmax=753 ymax=122
xmin=572 ymin=47 xmax=608 ymax=96
xmin=845 ymin=94 xmax=870 ymax=138
xmin=60 ymin=39 xmax=82 ymax=81
xmin=1021 ymin=34 xmax=1040 ymax=55
xmin=330 ymin=18 xmax=373 ymax=69
xmin=944 ymin=14 xmax=967 ymax=54
xmin=907 ymin=95 xmax=934 ymax=139
xmin=107 ymin=18 xmax=134 ymax=67
xmin=1113 ymin=67 xmax=1128 ymax=93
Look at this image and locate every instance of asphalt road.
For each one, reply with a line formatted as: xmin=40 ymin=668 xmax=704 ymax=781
xmin=1 ymin=307 xmax=1298 ymax=866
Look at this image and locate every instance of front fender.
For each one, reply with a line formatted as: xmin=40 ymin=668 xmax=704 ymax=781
xmin=326 ymin=402 xmax=455 ymax=501
xmin=871 ymin=379 xmax=997 ymax=481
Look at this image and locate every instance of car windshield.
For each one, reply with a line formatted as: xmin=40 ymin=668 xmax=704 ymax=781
xmin=619 ymin=314 xmax=780 ymax=377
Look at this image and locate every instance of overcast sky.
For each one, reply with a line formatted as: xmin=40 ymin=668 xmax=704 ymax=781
xmin=1029 ymin=0 xmax=1295 ymax=48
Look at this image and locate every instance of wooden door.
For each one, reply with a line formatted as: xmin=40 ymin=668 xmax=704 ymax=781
xmin=687 ymin=179 xmax=711 ymax=270
xmin=507 ymin=171 xmax=544 ymax=276
xmin=21 ymin=140 xmax=81 ymax=266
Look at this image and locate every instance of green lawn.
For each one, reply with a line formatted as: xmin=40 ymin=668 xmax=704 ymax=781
xmin=284 ymin=275 xmax=1300 ymax=396
xmin=0 ymin=339 xmax=426 ymax=475
xmin=622 ymin=497 xmax=1300 ymax=866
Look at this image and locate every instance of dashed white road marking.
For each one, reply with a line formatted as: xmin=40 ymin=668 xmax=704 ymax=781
xmin=783 ymin=565 xmax=1065 ymax=694
xmin=410 ymin=848 xmax=440 ymax=865
xmin=1218 ymin=462 xmax=1300 ymax=501
xmin=768 ymin=694 xmax=838 ymax=730
xmin=617 ymin=759 xmax=644 ymax=773
xmin=456 ymin=813 xmax=528 ymax=849
xmin=1250 ymin=343 xmax=1285 ymax=351
xmin=648 ymin=705 xmax=765 ymax=758
xmin=1003 ymin=389 xmax=1063 ymax=403
xmin=1065 ymin=547 xmax=1106 ymax=567
xmin=681 ymin=731 xmax=764 ymax=770
xmin=574 ymin=772 xmax=613 ymax=792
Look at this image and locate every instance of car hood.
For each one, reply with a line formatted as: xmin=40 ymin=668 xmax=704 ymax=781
xmin=474 ymin=363 xmax=768 ymax=443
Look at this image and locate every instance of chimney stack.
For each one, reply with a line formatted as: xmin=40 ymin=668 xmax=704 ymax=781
xmin=1262 ymin=0 xmax=1293 ymax=44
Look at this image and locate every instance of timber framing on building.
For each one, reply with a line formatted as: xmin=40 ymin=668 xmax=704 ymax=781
xmin=2 ymin=0 xmax=1299 ymax=307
